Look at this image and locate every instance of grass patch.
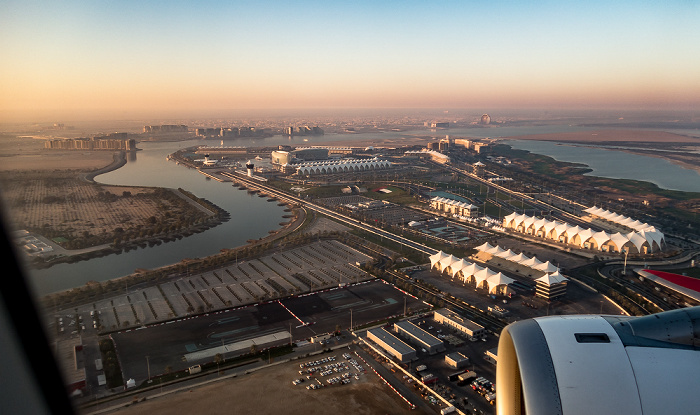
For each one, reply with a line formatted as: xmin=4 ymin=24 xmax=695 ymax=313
xmin=363 ymin=184 xmax=418 ymax=205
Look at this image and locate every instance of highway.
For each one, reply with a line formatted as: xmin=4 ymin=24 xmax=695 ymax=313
xmin=440 ymin=162 xmax=590 ymax=226
xmin=220 ymin=171 xmax=439 ymax=257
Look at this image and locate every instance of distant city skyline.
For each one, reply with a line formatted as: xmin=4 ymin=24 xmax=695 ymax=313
xmin=1 ymin=1 xmax=699 ymax=121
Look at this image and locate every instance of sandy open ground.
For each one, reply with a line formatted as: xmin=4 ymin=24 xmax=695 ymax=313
xmin=109 ymin=352 xmax=418 ymax=415
xmin=0 ymin=134 xmax=116 ymax=171
xmin=0 ymin=135 xmax=213 ymax=252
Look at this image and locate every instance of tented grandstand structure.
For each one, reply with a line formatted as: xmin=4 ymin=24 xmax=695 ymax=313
xmin=295 ymin=157 xmax=391 ymax=176
xmin=584 ymin=206 xmax=658 ymax=232
xmin=429 ymin=251 xmax=514 ymax=296
xmin=475 ymin=242 xmax=561 ymax=275
xmin=502 ymin=213 xmax=664 ymax=254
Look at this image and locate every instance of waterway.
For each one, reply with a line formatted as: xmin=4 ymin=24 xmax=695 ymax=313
xmin=502 ymin=139 xmax=700 ymax=193
xmin=29 ymin=139 xmax=288 ymax=296
xmin=28 ymin=124 xmax=700 ymax=295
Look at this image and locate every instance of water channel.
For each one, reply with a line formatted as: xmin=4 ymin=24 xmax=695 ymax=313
xmin=29 ymin=125 xmax=699 ymax=295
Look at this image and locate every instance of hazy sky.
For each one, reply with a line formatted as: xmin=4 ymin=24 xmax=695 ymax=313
xmin=1 ymin=1 xmax=699 ymax=121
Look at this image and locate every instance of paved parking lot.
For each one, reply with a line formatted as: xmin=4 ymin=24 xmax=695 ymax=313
xmin=46 ymin=240 xmax=373 ymax=336
xmin=110 ymin=279 xmax=429 ymax=385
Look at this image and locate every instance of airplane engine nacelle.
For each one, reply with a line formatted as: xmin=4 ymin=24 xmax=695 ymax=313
xmin=496 ymin=307 xmax=700 ymax=415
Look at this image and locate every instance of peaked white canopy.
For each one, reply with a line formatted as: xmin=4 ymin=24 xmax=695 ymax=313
xmin=486 ymin=272 xmax=515 ymax=293
xmin=536 ymin=271 xmax=568 ymax=285
xmin=536 ymin=261 xmax=559 ymax=273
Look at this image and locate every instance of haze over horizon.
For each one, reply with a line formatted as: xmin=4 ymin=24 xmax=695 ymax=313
xmin=2 ymin=1 xmax=699 ymax=122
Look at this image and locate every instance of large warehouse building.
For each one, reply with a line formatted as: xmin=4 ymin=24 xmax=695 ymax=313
xmin=393 ymin=321 xmax=446 ymax=355
xmin=433 ymin=309 xmax=486 ymax=338
xmin=367 ymin=327 xmax=417 ymax=363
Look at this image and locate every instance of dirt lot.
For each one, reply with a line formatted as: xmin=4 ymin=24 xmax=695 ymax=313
xmin=0 ymin=134 xmax=116 ymax=171
xmin=0 ymin=170 xmax=210 ymax=249
xmin=110 ymin=353 xmax=418 ymax=415
xmin=0 ymin=135 xmax=214 ymax=250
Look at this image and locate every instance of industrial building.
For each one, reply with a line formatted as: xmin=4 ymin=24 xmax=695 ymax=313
xmin=367 ymin=327 xmax=417 ymax=363
xmin=433 ymin=309 xmax=485 ymax=338
xmin=430 ymin=196 xmax=479 ymax=217
xmin=393 ymin=321 xmax=446 ymax=355
xmin=271 ymin=147 xmax=329 ymax=165
xmin=445 ymin=352 xmax=470 ymax=369
xmin=484 ymin=348 xmax=498 ymax=365
xmin=403 ymin=149 xmax=450 ymax=164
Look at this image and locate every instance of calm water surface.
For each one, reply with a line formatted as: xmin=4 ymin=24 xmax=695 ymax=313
xmin=29 ymin=125 xmax=698 ymax=295
xmin=29 ymin=140 xmax=287 ymax=295
xmin=503 ymin=140 xmax=700 ymax=193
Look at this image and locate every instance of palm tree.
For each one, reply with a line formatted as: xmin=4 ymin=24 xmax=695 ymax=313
xmin=214 ymin=353 xmax=223 ymax=375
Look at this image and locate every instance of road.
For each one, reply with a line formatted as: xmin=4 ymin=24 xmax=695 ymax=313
xmin=221 ymin=171 xmax=438 ymax=256
xmin=439 ymin=162 xmax=589 ymax=226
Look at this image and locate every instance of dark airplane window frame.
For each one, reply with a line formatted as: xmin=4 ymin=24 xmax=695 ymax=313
xmin=0 ymin=199 xmax=76 ymax=414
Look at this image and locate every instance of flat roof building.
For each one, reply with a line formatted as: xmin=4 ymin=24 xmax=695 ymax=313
xmin=367 ymin=327 xmax=416 ymax=363
xmin=445 ymin=352 xmax=470 ymax=369
xmin=433 ymin=308 xmax=485 ymax=338
xmin=484 ymin=347 xmax=498 ymax=365
xmin=394 ymin=321 xmax=446 ymax=355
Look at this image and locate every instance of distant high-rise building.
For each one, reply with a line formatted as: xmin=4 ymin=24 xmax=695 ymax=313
xmin=480 ymin=114 xmax=491 ymax=125
xmin=143 ymin=125 xmax=188 ymax=133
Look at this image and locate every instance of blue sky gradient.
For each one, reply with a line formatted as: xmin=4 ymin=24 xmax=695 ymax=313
xmin=1 ymin=1 xmax=698 ymax=120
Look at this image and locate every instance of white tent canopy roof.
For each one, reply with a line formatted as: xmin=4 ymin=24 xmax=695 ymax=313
xmin=536 ymin=272 xmax=568 ymax=285
xmin=486 ymin=273 xmax=515 ymax=293
xmin=521 ymin=256 xmax=544 ymax=268
xmin=429 ymin=251 xmax=449 ymax=269
xmin=535 ymin=261 xmax=559 ymax=273
xmin=461 ymin=263 xmax=485 ymax=278
xmin=495 ymin=248 xmax=518 ymax=261
xmin=509 ymin=253 xmax=530 ymax=264
xmin=475 ymin=242 xmax=494 ymax=252
xmin=449 ymin=259 xmax=472 ymax=277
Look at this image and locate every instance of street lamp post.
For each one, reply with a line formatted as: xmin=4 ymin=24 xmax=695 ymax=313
xmin=146 ymin=355 xmax=151 ymax=383
xmin=221 ymin=338 xmax=226 ymax=362
xmin=622 ymin=249 xmax=629 ymax=276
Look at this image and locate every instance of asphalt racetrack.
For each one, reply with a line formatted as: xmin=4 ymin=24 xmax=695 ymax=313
xmin=112 ymin=279 xmax=428 ymax=384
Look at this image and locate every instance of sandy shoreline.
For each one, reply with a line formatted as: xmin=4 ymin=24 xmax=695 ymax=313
xmin=497 ymin=129 xmax=700 ymax=176
xmin=607 ymin=148 xmax=700 ymax=175
xmin=503 ymin=129 xmax=700 ymax=143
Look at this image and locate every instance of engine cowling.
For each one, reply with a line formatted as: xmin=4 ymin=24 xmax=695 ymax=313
xmin=496 ymin=307 xmax=700 ymax=415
